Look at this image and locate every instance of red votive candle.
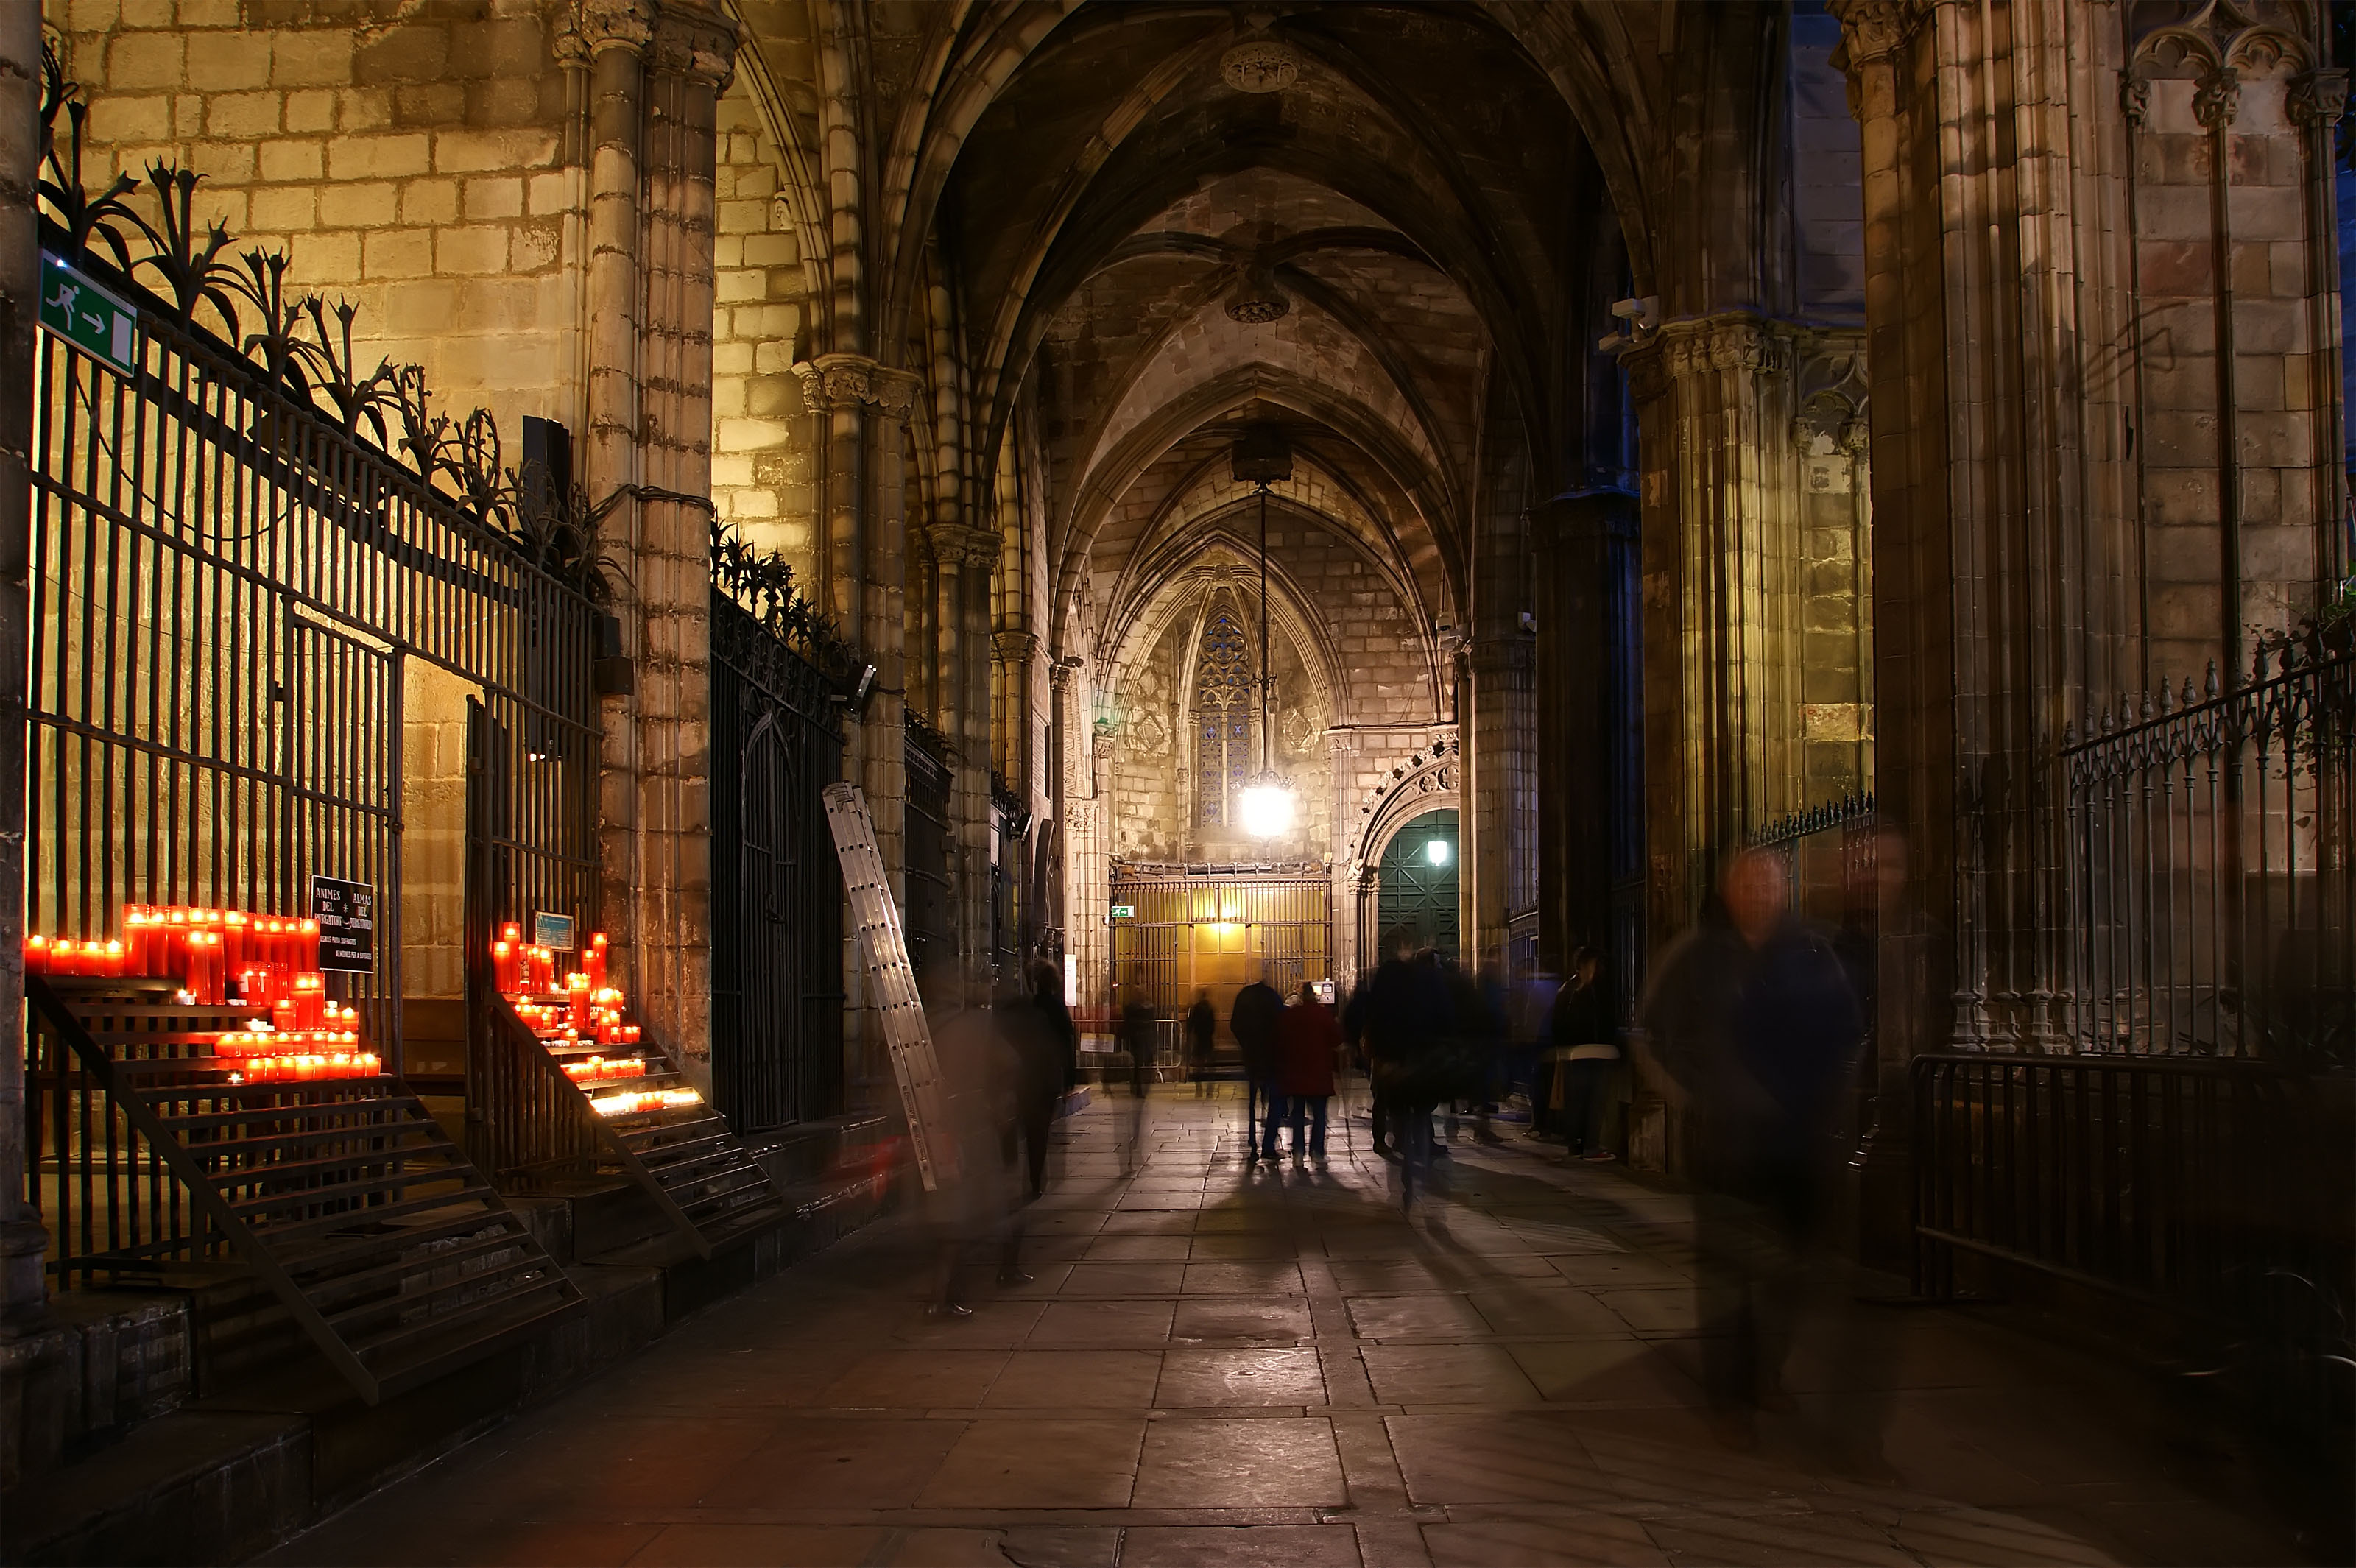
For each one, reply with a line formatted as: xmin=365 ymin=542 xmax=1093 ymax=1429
xmin=492 ymin=939 xmax=520 ymax=995
xmin=584 ymin=933 xmax=608 ymax=989
xmin=25 ymin=935 xmax=50 ymax=975
xmin=567 ymin=972 xmax=592 ymax=1030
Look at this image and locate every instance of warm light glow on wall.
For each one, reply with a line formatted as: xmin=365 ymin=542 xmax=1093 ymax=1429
xmin=1238 ymin=780 xmax=1295 ymax=838
xmin=1425 ymin=838 xmax=1450 ymax=866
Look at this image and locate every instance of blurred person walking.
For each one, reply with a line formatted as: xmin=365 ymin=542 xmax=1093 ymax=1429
xmin=1549 ymin=947 xmax=1619 ymax=1160
xmin=925 ymin=983 xmax=1029 ymax=1316
xmin=1230 ymin=970 xmax=1284 ymax=1164
xmin=1275 ymin=981 xmax=1340 ymax=1159
xmin=1009 ymin=972 xmax=1076 ymax=1198
xmin=1185 ymin=989 xmax=1218 ymax=1097
xmin=1635 ymin=847 xmax=1883 ymax=1467
xmin=1118 ymin=998 xmax=1157 ymax=1173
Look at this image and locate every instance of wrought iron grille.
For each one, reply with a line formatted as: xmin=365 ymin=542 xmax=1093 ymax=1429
xmin=2061 ymin=625 xmax=2353 ymax=1062
xmin=710 ymin=591 xmax=846 ymax=1131
xmin=903 ymin=724 xmax=953 ymax=986
xmin=25 ymin=54 xmax=603 ymax=1248
xmin=1109 ymin=873 xmax=1333 ymax=1032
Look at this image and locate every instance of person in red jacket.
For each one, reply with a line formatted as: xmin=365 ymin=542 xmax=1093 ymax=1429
xmin=1276 ymin=982 xmax=1341 ymax=1160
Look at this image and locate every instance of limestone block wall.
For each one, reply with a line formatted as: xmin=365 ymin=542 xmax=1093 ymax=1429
xmin=2130 ymin=54 xmax=2345 ymax=682
xmin=709 ymin=77 xmax=819 ymax=566
xmin=44 ymin=0 xmax=582 ymax=445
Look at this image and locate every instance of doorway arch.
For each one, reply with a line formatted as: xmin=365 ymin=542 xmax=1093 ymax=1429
xmin=1370 ymin=808 xmax=1460 ymax=964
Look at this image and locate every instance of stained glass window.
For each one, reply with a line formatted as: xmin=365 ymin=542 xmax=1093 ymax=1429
xmin=1193 ymin=608 xmax=1254 ymax=832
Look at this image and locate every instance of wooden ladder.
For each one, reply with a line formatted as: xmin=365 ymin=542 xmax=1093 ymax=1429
xmin=29 ymin=975 xmax=585 ymax=1405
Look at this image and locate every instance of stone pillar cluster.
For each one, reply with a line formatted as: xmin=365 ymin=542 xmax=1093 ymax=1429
xmin=573 ymin=0 xmax=740 ymax=1080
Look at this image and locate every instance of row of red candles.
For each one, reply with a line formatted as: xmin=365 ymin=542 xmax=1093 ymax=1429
xmin=492 ymin=927 xmax=608 ymax=995
xmin=226 ymin=1051 xmax=381 ymax=1084
xmin=27 ymin=905 xmax=327 ymax=1008
xmin=216 ymin=1028 xmax=361 ymax=1060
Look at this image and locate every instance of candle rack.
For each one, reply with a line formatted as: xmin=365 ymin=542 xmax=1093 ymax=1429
xmin=488 ymin=928 xmax=784 ymax=1257
xmin=24 ymin=971 xmax=583 ymax=1405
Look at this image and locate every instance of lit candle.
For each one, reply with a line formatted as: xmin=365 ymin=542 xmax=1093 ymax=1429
xmin=222 ymin=911 xmax=248 ymax=971
xmin=584 ymin=932 xmax=608 ymax=989
xmin=24 ymin=935 xmax=50 ymax=975
xmin=500 ymin=922 xmax=522 ymax=947
xmin=291 ymin=972 xmax=325 ymax=1030
xmin=162 ymin=908 xmax=191 ymax=983
xmin=567 ymin=972 xmax=592 ymax=1030
xmin=295 ymin=919 xmax=320 ymax=972
xmin=99 ymin=939 xmax=125 ymax=976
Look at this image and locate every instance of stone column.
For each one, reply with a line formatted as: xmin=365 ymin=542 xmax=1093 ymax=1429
xmin=1626 ymin=315 xmax=1800 ymax=947
xmin=625 ymin=1 xmax=736 ymax=1078
xmin=0 ymin=0 xmax=50 ymax=1330
xmin=579 ymin=0 xmax=655 ymax=1060
xmin=1533 ymin=492 xmax=1631 ymax=967
xmin=1467 ymin=635 xmax=1533 ymax=977
xmin=791 ymin=353 xmax=921 ymax=1088
xmin=960 ymin=529 xmax=1002 ymax=983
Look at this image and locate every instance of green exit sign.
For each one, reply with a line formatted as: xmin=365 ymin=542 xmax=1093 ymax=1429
xmin=1110 ymin=904 xmax=1135 ymax=919
xmin=40 ymin=252 xmax=138 ymax=376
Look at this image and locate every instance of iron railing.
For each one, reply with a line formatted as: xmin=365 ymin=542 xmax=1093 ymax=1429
xmin=1914 ymin=1051 xmax=2352 ymax=1406
xmin=2061 ymin=623 xmax=2354 ymax=1062
xmin=710 ymin=589 xmax=846 ymax=1131
xmin=26 ymin=54 xmax=604 ymax=1250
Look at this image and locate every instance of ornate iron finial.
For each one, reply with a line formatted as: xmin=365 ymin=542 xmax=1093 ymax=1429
xmin=2204 ymin=660 xmax=2220 ymax=700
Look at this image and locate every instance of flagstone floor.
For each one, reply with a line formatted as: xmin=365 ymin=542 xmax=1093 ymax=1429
xmin=261 ymin=1090 xmax=2319 ymax=1567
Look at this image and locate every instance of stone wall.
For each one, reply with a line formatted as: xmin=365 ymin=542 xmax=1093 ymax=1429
xmin=45 ymin=0 xmax=581 ymax=445
xmin=709 ymin=76 xmax=818 ymax=567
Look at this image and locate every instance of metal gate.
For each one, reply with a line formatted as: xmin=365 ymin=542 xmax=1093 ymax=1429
xmin=710 ymin=592 xmax=845 ymax=1129
xmin=25 ymin=57 xmax=603 ymax=1262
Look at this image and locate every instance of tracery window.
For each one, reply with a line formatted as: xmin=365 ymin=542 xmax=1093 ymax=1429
xmin=1193 ymin=608 xmax=1255 ymax=832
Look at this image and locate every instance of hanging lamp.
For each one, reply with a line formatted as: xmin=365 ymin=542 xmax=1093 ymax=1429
xmin=1231 ymin=428 xmax=1296 ymax=840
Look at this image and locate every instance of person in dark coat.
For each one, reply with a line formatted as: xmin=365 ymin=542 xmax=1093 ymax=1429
xmin=1229 ymin=972 xmax=1285 ymax=1162
xmin=1185 ymin=990 xmax=1218 ymax=1097
xmin=1356 ymin=928 xmax=1433 ymax=1158
xmin=1118 ymin=998 xmax=1156 ymax=1173
xmin=1548 ymin=947 xmax=1618 ymax=1158
xmin=925 ymin=984 xmax=1029 ymax=1315
xmin=1637 ymin=847 xmax=1875 ymax=1460
xmin=1276 ymin=982 xmax=1340 ymax=1159
xmin=1011 ymin=960 xmax=1076 ymax=1197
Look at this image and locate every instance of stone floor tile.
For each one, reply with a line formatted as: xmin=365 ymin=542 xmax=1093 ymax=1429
xmin=1886 ymin=1506 xmax=2124 ymax=1567
xmin=1182 ymin=1260 xmax=1305 ymax=1295
xmin=1386 ymin=1411 xmax=1610 ymax=1506
xmin=983 ymin=1526 xmax=1121 ymax=1567
xmin=1421 ymin=1514 xmax=1671 ymax=1567
xmin=1325 ymin=1260 xmax=1456 ymax=1293
xmin=1157 ymin=1345 xmax=1326 ymax=1406
xmin=1099 ymin=1212 xmax=1199 ymax=1236
xmin=702 ymin=1416 xmax=968 ymax=1508
xmin=1086 ymin=1233 xmax=1194 ymax=1260
xmin=1361 ymin=1341 xmax=1544 ymax=1403
xmin=982 ymin=1348 xmax=1165 ymax=1407
xmin=1119 ymin=1524 xmax=1364 ymax=1567
xmin=917 ymin=1418 xmax=1146 ymax=1508
xmin=1520 ymin=1331 xmax=1700 ymax=1397
xmin=1030 ymin=1298 xmax=1177 ymax=1346
xmin=1590 ymin=1287 xmax=1705 ymax=1335
xmin=1131 ymin=1416 xmax=1347 ymax=1507
xmin=1468 ymin=1286 xmax=1634 ymax=1338
xmin=1641 ymin=1507 xmax=1919 ymax=1567
xmin=1170 ymin=1298 xmax=1313 ymax=1342
xmin=819 ymin=1349 xmax=1009 ymax=1408
xmin=1059 ymin=1260 xmax=1189 ymax=1296
xmin=623 ymin=1524 xmax=888 ymax=1567
xmin=1189 ymin=1232 xmax=1302 ymax=1260
xmin=1344 ymin=1293 xmax=1489 ymax=1339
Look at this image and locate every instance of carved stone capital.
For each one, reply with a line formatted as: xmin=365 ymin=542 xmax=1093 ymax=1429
xmin=2288 ymin=68 xmax=2349 ymax=128
xmin=791 ymin=353 xmax=927 ymax=420
xmin=558 ymin=0 xmax=655 ymax=61
xmin=962 ymin=529 xmax=1004 ymax=571
xmin=2193 ymin=66 xmax=2240 ymax=129
xmin=1049 ymin=655 xmax=1083 ymax=693
xmin=924 ymin=523 xmax=981 ymax=567
xmin=1657 ymin=314 xmax=1794 ymax=383
xmin=994 ymin=629 xmax=1041 ymax=664
xmin=649 ymin=2 xmax=741 ymax=91
xmin=1827 ymin=0 xmax=1922 ymax=74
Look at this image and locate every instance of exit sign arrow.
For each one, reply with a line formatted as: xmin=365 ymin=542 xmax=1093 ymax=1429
xmin=39 ymin=252 xmax=139 ymax=377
